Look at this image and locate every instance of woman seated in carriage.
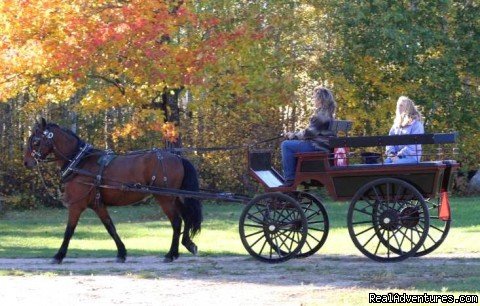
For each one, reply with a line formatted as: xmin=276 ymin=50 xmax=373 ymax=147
xmin=281 ymin=86 xmax=336 ymax=186
xmin=385 ymin=96 xmax=425 ymax=164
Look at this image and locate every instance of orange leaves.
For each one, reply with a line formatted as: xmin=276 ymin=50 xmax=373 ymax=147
xmin=111 ymin=123 xmax=143 ymax=142
xmin=160 ymin=122 xmax=179 ymax=143
xmin=110 ymin=109 xmax=177 ymax=144
xmin=0 ymin=0 xmax=268 ymax=135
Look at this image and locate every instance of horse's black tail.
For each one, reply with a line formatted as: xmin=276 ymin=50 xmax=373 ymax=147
xmin=179 ymin=158 xmax=203 ymax=237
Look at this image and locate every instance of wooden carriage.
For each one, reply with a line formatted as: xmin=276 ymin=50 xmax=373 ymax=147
xmin=241 ymin=128 xmax=459 ymax=263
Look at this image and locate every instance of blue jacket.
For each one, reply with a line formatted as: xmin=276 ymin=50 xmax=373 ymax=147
xmin=385 ymin=120 xmax=424 ymax=162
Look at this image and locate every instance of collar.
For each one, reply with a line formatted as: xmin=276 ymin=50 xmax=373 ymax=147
xmin=60 ymin=143 xmax=93 ymax=181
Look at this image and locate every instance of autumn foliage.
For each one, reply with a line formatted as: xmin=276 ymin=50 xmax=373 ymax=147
xmin=0 ymin=1 xmax=479 ymax=207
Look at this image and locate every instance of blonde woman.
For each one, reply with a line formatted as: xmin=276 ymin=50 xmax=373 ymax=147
xmin=281 ymin=86 xmax=337 ymax=185
xmin=385 ymin=96 xmax=424 ymax=164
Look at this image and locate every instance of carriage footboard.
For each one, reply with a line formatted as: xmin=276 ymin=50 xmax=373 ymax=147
xmin=248 ymin=150 xmax=285 ymax=188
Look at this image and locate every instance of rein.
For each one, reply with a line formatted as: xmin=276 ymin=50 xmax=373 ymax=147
xmin=35 ymin=162 xmax=63 ymax=202
xmin=167 ymin=134 xmax=284 ymax=153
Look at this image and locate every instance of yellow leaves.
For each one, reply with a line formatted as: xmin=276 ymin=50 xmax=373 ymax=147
xmin=112 ymin=123 xmax=142 ymax=142
xmin=0 ymin=39 xmax=48 ymax=76
xmin=111 ymin=109 xmax=176 ymax=144
xmin=160 ymin=122 xmax=179 ymax=143
xmin=37 ymin=79 xmax=77 ymax=105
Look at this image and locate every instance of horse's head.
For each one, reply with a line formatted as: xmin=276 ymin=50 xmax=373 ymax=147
xmin=23 ymin=118 xmax=56 ymax=168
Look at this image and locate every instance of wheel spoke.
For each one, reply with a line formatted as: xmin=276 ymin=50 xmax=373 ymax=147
xmin=354 ymin=207 xmax=373 ymax=216
xmin=306 ymin=232 xmax=322 ymax=244
xmin=246 ymin=212 xmax=265 ymax=225
xmin=371 ymin=186 xmax=382 ymax=202
xmin=418 ymin=223 xmax=436 ymax=244
xmin=274 ymin=233 xmax=288 ymax=254
xmin=430 ymin=224 xmax=445 ymax=233
xmin=307 ymin=220 xmax=325 ymax=225
xmin=397 ymin=227 xmax=407 ymax=250
xmin=253 ymin=204 xmax=269 ymax=219
xmin=258 ymin=239 xmax=268 ymax=255
xmin=249 ymin=233 xmax=266 ymax=248
xmin=394 ymin=184 xmax=406 ymax=202
xmin=304 ymin=237 xmax=313 ymax=250
xmin=352 ymin=220 xmax=373 ymax=225
xmin=244 ymin=229 xmax=264 ymax=239
xmin=354 ymin=226 xmax=375 ymax=237
xmin=373 ymin=229 xmax=385 ymax=255
xmin=386 ymin=183 xmax=391 ymax=208
xmin=307 ymin=227 xmax=325 ymax=233
xmin=306 ymin=213 xmax=322 ymax=221
xmin=392 ymin=229 xmax=404 ymax=254
xmin=361 ymin=230 xmax=378 ymax=248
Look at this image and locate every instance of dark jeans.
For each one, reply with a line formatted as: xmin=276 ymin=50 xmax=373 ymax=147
xmin=281 ymin=140 xmax=319 ymax=181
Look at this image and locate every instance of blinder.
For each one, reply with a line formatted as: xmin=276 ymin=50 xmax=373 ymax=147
xmin=29 ymin=129 xmax=54 ymax=160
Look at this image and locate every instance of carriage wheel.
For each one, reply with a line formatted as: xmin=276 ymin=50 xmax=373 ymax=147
xmin=289 ymin=191 xmax=329 ymax=258
xmin=239 ymin=193 xmax=308 ymax=263
xmin=347 ymin=178 xmax=430 ymax=262
xmin=413 ymin=199 xmax=450 ymax=257
xmin=387 ymin=198 xmax=451 ymax=257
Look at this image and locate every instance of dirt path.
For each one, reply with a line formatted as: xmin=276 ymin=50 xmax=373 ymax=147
xmin=0 ymin=254 xmax=479 ymax=305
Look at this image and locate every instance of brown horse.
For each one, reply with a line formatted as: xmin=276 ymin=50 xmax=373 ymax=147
xmin=23 ymin=118 xmax=202 ymax=263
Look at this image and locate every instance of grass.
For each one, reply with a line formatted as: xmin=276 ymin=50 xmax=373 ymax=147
xmin=0 ymin=195 xmax=479 ymax=303
xmin=0 ymin=196 xmax=479 ymax=258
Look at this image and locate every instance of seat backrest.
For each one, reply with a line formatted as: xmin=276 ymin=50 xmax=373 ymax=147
xmin=329 ymin=120 xmax=353 ymax=137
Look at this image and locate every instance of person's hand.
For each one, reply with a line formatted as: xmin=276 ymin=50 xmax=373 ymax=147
xmin=386 ymin=152 xmax=396 ymax=158
xmin=285 ymin=132 xmax=295 ymax=139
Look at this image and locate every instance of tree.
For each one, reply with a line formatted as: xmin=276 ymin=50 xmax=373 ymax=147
xmin=312 ymin=0 xmax=479 ymax=167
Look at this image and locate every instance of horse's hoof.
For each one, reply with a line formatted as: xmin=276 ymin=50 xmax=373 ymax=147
xmin=163 ymin=254 xmax=178 ymax=263
xmin=116 ymin=257 xmax=126 ymax=263
xmin=51 ymin=258 xmax=63 ymax=264
xmin=188 ymin=244 xmax=198 ymax=255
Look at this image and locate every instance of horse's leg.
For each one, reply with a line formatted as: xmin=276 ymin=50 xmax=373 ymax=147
xmin=92 ymin=206 xmax=127 ymax=263
xmin=156 ymin=196 xmax=182 ymax=263
xmin=179 ymin=198 xmax=198 ymax=255
xmin=52 ymin=206 xmax=85 ymax=264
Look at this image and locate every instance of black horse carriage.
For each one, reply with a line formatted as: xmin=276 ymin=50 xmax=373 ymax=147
xmin=243 ymin=124 xmax=459 ymax=263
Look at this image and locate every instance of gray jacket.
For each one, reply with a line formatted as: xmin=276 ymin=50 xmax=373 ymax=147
xmin=292 ymin=111 xmax=334 ymax=151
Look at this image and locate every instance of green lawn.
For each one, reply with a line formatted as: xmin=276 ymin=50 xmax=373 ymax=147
xmin=0 ymin=195 xmax=479 ymax=258
xmin=1 ymin=196 xmax=479 ymax=303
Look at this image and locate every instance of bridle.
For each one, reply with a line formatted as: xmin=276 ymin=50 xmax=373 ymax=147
xmin=29 ymin=125 xmax=83 ymax=165
xmin=28 ymin=125 xmax=93 ymax=201
xmin=29 ymin=129 xmax=55 ymax=161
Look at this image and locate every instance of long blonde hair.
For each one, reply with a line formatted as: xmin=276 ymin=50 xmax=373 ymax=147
xmin=394 ymin=96 xmax=423 ymax=128
xmin=313 ymin=86 xmax=336 ymax=119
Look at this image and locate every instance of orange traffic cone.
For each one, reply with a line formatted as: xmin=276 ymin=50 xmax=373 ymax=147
xmin=438 ymin=191 xmax=451 ymax=221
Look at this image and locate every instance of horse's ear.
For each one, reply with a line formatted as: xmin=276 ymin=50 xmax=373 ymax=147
xmin=40 ymin=117 xmax=47 ymax=129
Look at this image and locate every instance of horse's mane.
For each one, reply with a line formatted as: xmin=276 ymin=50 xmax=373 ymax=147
xmin=46 ymin=123 xmax=84 ymax=143
xmin=45 ymin=123 xmax=94 ymax=156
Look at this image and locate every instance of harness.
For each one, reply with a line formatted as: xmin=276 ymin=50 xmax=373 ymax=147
xmin=60 ymin=143 xmax=93 ymax=182
xmin=93 ymin=150 xmax=116 ymax=207
xmin=149 ymin=149 xmax=168 ymax=187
